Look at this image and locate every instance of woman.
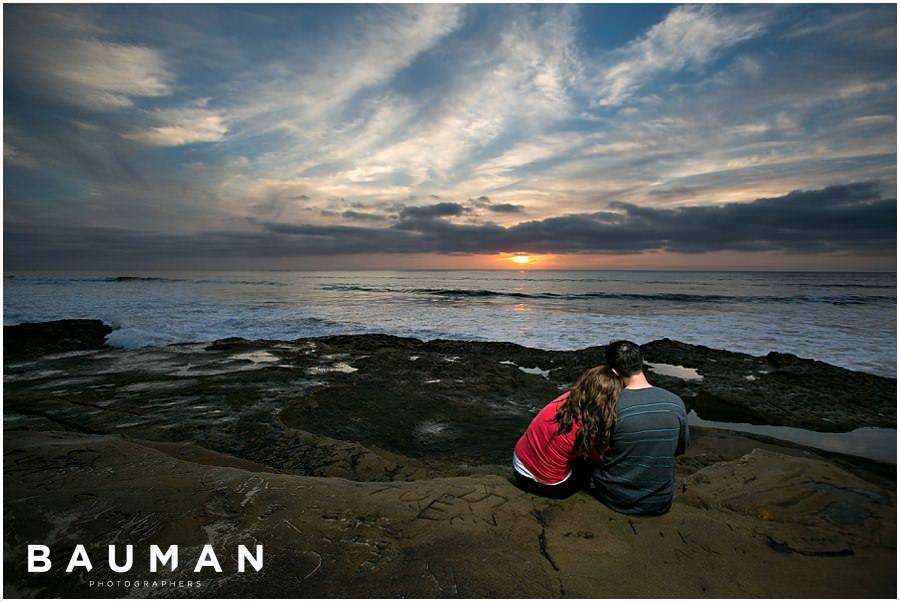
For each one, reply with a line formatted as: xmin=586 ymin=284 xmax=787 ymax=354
xmin=512 ymin=365 xmax=622 ymax=498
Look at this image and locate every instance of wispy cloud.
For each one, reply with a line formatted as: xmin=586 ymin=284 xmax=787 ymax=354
xmin=226 ymin=5 xmax=465 ymax=141
xmin=3 ymin=142 xmax=38 ymax=168
xmin=6 ymin=7 xmax=172 ymax=110
xmin=786 ymin=5 xmax=898 ymax=48
xmin=123 ymin=106 xmax=227 ymax=146
xmin=316 ymin=5 xmax=582 ymax=190
xmin=594 ymin=5 xmax=766 ymax=106
xmin=202 ymin=4 xmax=587 ymax=216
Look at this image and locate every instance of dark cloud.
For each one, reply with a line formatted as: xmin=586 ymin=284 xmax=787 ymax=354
xmin=464 ymin=196 xmax=524 ymax=214
xmin=488 ymin=203 xmax=526 ymax=214
xmin=398 ymin=202 xmax=468 ymax=220
xmin=342 ymin=210 xmax=387 ymax=222
xmin=5 ymin=182 xmax=895 ymax=270
xmin=261 ymin=222 xmax=420 ymax=254
xmin=465 ymin=195 xmax=494 ymax=210
xmin=604 ymin=182 xmax=896 ymax=254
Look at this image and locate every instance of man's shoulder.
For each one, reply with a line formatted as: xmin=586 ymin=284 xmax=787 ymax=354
xmin=620 ymin=386 xmax=685 ymax=409
xmin=650 ymin=386 xmax=683 ymax=403
xmin=621 ymin=385 xmax=682 ymax=399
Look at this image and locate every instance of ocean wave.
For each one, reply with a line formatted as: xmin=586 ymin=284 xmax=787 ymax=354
xmin=107 ymin=276 xmax=287 ymax=287
xmin=320 ymin=284 xmax=894 ymax=306
xmin=192 ymin=278 xmax=287 ymax=287
xmin=106 ymin=276 xmax=180 ymax=283
xmin=14 ymin=275 xmax=287 ymax=287
xmin=792 ymin=282 xmax=896 ymax=290
xmin=105 ymin=314 xmax=336 ymax=348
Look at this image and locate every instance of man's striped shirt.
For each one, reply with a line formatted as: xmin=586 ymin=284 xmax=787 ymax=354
xmin=591 ymin=386 xmax=689 ymax=515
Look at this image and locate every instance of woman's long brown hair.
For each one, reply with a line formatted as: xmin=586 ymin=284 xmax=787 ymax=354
xmin=553 ymin=365 xmax=623 ymax=458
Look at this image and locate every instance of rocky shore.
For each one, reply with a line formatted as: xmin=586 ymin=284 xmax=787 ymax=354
xmin=3 ymin=320 xmax=897 ymax=598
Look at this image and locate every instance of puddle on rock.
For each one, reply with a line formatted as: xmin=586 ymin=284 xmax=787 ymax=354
xmin=645 ymin=362 xmax=703 ymax=381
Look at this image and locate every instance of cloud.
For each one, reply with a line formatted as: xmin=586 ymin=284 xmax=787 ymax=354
xmin=786 ymin=5 xmax=897 ymax=49
xmin=477 ymin=134 xmax=588 ymax=177
xmin=595 ymin=5 xmax=766 ymax=106
xmin=6 ymin=182 xmax=893 ymax=270
xmin=342 ymin=210 xmax=387 ymax=222
xmin=604 ymin=182 xmax=896 ymax=254
xmin=488 ymin=204 xmax=526 ymax=214
xmin=319 ymin=5 xmax=465 ymax=107
xmin=399 ymin=202 xmax=469 ymax=221
xmin=270 ymin=182 xmax=896 ymax=256
xmin=6 ymin=7 xmax=172 ymax=110
xmin=122 ymin=107 xmax=227 ymax=146
xmin=295 ymin=5 xmax=583 ymax=190
xmin=3 ymin=143 xmax=39 ymax=168
xmin=227 ymin=5 xmax=464 ymax=141
xmin=50 ymin=40 xmax=171 ymax=109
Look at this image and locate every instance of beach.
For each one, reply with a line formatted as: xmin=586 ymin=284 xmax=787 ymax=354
xmin=3 ymin=320 xmax=896 ymax=598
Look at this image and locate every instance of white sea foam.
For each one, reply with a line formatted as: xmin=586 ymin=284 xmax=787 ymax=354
xmin=232 ymin=351 xmax=280 ymax=364
xmin=307 ymin=363 xmax=358 ymax=374
xmin=115 ymin=421 xmax=152 ymax=428
xmin=499 ymin=360 xmax=549 ymax=378
xmin=414 ymin=420 xmax=455 ymax=441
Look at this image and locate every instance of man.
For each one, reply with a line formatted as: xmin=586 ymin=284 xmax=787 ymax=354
xmin=591 ymin=340 xmax=689 ymax=515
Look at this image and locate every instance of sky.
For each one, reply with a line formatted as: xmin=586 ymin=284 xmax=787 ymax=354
xmin=3 ymin=3 xmax=897 ymax=271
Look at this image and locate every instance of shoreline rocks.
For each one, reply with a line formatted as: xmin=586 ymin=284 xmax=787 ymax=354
xmin=5 ymin=320 xmax=894 ymax=434
xmin=3 ymin=321 xmax=897 ymax=598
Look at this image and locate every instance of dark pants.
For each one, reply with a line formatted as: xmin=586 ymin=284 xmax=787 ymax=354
xmin=513 ymin=460 xmax=592 ymax=499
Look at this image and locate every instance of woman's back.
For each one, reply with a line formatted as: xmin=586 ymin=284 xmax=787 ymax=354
xmin=513 ymin=392 xmax=579 ymax=484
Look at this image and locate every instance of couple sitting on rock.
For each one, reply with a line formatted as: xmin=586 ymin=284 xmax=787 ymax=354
xmin=513 ymin=340 xmax=689 ymax=516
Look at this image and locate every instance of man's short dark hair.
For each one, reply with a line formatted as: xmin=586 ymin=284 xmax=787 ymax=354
xmin=605 ymin=340 xmax=643 ymax=376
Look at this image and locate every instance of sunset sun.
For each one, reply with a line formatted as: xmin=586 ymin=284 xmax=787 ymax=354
xmin=498 ymin=252 xmax=553 ymax=268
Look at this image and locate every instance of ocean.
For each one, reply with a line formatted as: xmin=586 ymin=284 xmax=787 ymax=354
xmin=3 ymin=270 xmax=897 ymax=378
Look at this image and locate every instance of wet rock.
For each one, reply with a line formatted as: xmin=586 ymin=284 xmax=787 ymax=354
xmin=642 ymin=339 xmax=896 ymax=431
xmin=3 ymin=329 xmax=895 ymax=479
xmin=4 ymin=319 xmax=112 ymax=358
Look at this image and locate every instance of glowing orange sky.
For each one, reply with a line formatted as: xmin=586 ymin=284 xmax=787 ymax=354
xmin=210 ymin=251 xmax=895 ymax=272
